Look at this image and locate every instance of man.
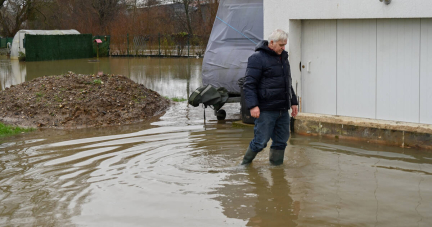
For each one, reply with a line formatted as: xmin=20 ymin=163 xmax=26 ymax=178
xmin=241 ymin=29 xmax=298 ymax=165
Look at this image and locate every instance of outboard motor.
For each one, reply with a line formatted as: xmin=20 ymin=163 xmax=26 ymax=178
xmin=188 ymin=84 xmax=229 ymax=120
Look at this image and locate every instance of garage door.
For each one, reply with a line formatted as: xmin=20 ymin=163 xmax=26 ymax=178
xmin=301 ymin=20 xmax=336 ymax=115
xmin=301 ymin=19 xmax=432 ymax=124
xmin=420 ymin=19 xmax=432 ymax=124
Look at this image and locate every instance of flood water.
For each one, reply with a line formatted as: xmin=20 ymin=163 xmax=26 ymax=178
xmin=0 ymin=56 xmax=201 ymax=99
xmin=1 ymin=57 xmax=432 ymax=226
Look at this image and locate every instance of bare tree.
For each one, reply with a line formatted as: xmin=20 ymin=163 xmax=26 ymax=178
xmin=0 ymin=0 xmax=40 ymax=37
xmin=181 ymin=0 xmax=193 ymax=36
xmin=0 ymin=0 xmax=6 ymax=9
xmin=168 ymin=0 xmax=219 ymax=36
xmin=90 ymin=0 xmax=127 ymax=34
xmin=170 ymin=0 xmax=193 ymax=36
xmin=193 ymin=0 xmax=218 ymax=35
xmin=0 ymin=0 xmax=218 ymax=47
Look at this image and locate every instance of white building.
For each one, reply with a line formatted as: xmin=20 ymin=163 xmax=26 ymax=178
xmin=264 ymin=0 xmax=432 ymax=124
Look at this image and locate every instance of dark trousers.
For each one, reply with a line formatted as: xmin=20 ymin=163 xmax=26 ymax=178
xmin=249 ymin=110 xmax=290 ymax=152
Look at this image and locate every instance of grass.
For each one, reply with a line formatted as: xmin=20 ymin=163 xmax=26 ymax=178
xmin=165 ymin=96 xmax=187 ymax=102
xmin=35 ymin=92 xmax=44 ymax=102
xmin=0 ymin=122 xmax=34 ymax=137
xmin=54 ymin=95 xmax=63 ymax=102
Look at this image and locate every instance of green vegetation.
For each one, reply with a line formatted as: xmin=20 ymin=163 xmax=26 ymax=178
xmin=18 ymin=51 xmax=26 ymax=61
xmin=165 ymin=96 xmax=187 ymax=102
xmin=172 ymin=97 xmax=187 ymax=102
xmin=133 ymin=95 xmax=147 ymax=103
xmin=0 ymin=122 xmax=34 ymax=137
xmin=93 ymin=79 xmax=102 ymax=84
xmin=36 ymin=92 xmax=44 ymax=102
xmin=54 ymin=95 xmax=63 ymax=102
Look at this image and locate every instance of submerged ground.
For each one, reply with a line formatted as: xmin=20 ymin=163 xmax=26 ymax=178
xmin=1 ymin=57 xmax=432 ymax=226
xmin=1 ymin=102 xmax=432 ymax=226
xmin=0 ymin=73 xmax=169 ymax=128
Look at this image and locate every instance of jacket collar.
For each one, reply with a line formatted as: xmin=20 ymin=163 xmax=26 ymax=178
xmin=255 ymin=40 xmax=288 ymax=60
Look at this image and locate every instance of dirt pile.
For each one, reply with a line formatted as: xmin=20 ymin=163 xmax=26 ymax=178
xmin=0 ymin=73 xmax=170 ymax=128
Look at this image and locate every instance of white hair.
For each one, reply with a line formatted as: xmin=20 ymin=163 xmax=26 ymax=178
xmin=268 ymin=29 xmax=288 ymax=42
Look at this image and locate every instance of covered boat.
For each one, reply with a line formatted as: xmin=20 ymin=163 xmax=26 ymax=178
xmin=198 ymin=0 xmax=263 ymax=122
xmin=202 ymin=0 xmax=263 ymax=95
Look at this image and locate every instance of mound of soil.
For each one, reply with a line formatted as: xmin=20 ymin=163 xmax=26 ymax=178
xmin=0 ymin=73 xmax=170 ymax=128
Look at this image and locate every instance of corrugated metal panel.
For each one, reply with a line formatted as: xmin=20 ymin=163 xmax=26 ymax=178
xmin=377 ymin=19 xmax=421 ymax=123
xmin=420 ymin=19 xmax=432 ymax=124
xmin=301 ymin=20 xmax=337 ymax=115
xmin=337 ymin=19 xmax=377 ymax=119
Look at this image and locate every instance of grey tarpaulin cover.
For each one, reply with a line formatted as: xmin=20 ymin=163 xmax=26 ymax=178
xmin=202 ymin=0 xmax=263 ymax=94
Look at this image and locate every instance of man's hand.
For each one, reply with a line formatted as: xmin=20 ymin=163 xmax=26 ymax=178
xmin=250 ymin=106 xmax=260 ymax=118
xmin=291 ymin=105 xmax=298 ymax=118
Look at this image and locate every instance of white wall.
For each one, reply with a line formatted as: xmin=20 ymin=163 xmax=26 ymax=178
xmin=376 ymin=19 xmax=421 ymax=123
xmin=265 ymin=0 xmax=432 ymax=23
xmin=264 ymin=0 xmax=432 ymax=50
xmin=337 ymin=20 xmax=377 ymax=119
xmin=420 ymin=19 xmax=432 ymax=124
xmin=288 ymin=20 xmax=302 ymax=102
xmin=301 ymin=20 xmax=337 ymax=115
xmin=264 ymin=0 xmax=432 ymax=124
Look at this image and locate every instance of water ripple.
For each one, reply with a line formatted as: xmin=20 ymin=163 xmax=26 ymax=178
xmin=2 ymin=103 xmax=432 ymax=226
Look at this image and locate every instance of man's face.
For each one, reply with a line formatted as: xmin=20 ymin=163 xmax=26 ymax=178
xmin=269 ymin=39 xmax=287 ymax=55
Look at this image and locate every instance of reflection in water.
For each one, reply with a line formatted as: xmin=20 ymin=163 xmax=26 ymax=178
xmin=1 ymin=58 xmax=432 ymax=226
xmin=241 ymin=167 xmax=298 ymax=226
xmin=374 ymin=158 xmax=381 ymax=226
xmin=0 ymin=57 xmax=202 ymax=99
xmin=209 ymin=167 xmax=299 ymax=227
xmin=0 ymin=60 xmax=25 ymax=90
xmin=1 ymin=102 xmax=432 ymax=226
xmin=0 ymin=103 xmax=247 ymax=226
xmin=287 ymin=139 xmax=432 ymax=227
xmin=245 ymin=167 xmax=298 ymax=226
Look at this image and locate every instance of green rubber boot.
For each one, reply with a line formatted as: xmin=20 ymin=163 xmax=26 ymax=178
xmin=241 ymin=147 xmax=258 ymax=165
xmin=269 ymin=148 xmax=285 ymax=165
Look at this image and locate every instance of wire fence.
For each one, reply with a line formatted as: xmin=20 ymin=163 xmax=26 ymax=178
xmin=107 ymin=33 xmax=208 ymax=57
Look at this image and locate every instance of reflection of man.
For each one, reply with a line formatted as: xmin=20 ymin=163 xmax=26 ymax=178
xmin=246 ymin=167 xmax=299 ymax=226
xmin=241 ymin=29 xmax=298 ymax=165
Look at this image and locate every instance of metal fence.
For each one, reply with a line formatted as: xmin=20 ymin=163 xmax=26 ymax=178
xmin=25 ymin=34 xmax=93 ymax=61
xmin=108 ymin=34 xmax=208 ymax=57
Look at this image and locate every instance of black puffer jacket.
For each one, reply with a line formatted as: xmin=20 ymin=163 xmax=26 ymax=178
xmin=243 ymin=40 xmax=298 ymax=111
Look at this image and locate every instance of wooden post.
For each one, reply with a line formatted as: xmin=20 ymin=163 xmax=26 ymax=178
xmin=127 ymin=34 xmax=129 ymax=56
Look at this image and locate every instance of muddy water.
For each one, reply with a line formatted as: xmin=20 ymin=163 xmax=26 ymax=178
xmin=0 ymin=57 xmax=201 ymax=100
xmin=1 ymin=57 xmax=432 ymax=226
xmin=1 ymin=102 xmax=432 ymax=226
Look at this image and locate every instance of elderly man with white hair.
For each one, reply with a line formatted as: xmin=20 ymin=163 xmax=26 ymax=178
xmin=241 ymin=29 xmax=298 ymax=165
